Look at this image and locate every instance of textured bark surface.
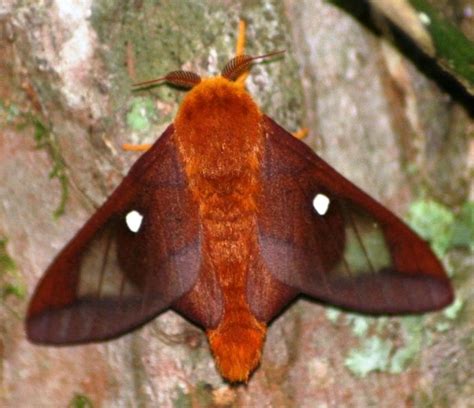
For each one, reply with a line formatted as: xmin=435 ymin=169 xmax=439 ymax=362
xmin=0 ymin=0 xmax=472 ymax=407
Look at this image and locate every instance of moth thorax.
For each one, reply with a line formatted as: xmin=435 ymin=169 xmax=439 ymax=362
xmin=174 ymin=78 xmax=262 ymax=173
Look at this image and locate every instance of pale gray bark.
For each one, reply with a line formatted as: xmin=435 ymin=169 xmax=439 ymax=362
xmin=0 ymin=1 xmax=472 ymax=407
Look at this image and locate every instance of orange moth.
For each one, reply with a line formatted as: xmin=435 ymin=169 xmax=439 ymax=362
xmin=26 ymin=22 xmax=453 ymax=382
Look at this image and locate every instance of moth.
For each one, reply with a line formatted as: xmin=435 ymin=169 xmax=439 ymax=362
xmin=26 ymin=46 xmax=453 ymax=383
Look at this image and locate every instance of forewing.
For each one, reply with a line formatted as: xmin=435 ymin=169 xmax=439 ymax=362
xmin=257 ymin=117 xmax=453 ymax=314
xmin=26 ymin=126 xmax=202 ymax=344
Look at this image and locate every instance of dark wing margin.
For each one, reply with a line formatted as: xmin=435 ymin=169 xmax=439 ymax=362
xmin=256 ymin=116 xmax=453 ymax=314
xmin=26 ymin=125 xmax=202 ymax=344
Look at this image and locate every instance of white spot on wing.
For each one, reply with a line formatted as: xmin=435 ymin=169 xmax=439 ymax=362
xmin=313 ymin=194 xmax=330 ymax=215
xmin=126 ymin=210 xmax=143 ymax=233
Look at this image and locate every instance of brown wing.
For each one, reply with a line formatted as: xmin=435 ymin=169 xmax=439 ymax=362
xmin=26 ymin=125 xmax=202 ymax=344
xmin=255 ymin=116 xmax=453 ymax=315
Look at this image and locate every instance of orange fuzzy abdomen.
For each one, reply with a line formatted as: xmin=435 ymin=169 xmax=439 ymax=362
xmin=174 ymin=77 xmax=266 ymax=382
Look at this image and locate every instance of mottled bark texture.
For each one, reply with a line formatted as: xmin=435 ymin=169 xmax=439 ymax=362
xmin=0 ymin=0 xmax=472 ymax=407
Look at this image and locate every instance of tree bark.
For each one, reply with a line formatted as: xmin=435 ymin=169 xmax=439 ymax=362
xmin=0 ymin=0 xmax=472 ymax=407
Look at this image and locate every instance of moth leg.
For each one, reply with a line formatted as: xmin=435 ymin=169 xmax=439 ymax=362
xmin=292 ymin=128 xmax=309 ymax=139
xmin=122 ymin=143 xmax=152 ymax=152
xmin=235 ymin=20 xmax=250 ymax=86
xmin=236 ymin=19 xmax=246 ymax=56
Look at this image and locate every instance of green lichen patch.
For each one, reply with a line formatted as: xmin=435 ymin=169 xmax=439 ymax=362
xmin=0 ymin=237 xmax=25 ymax=302
xmin=344 ymin=321 xmax=426 ymax=377
xmin=339 ymin=312 xmax=442 ymax=376
xmin=348 ymin=315 xmax=371 ymax=338
xmin=68 ymin=393 xmax=94 ymax=408
xmin=435 ymin=296 xmax=465 ymax=332
xmin=344 ymin=313 xmax=374 ymax=338
xmin=345 ymin=336 xmax=393 ymax=377
xmin=11 ymin=109 xmax=69 ymax=218
xmin=450 ymin=201 xmax=474 ymax=251
xmin=407 ymin=199 xmax=454 ymax=257
xmin=326 ymin=308 xmax=383 ymax=339
xmin=325 ymin=307 xmax=341 ymax=324
xmin=126 ymin=97 xmax=156 ymax=132
xmin=30 ymin=116 xmax=69 ymax=219
xmin=442 ymin=296 xmax=464 ymax=320
xmin=0 ymin=238 xmax=16 ymax=274
xmin=389 ymin=316 xmax=424 ymax=374
xmin=407 ymin=199 xmax=473 ymax=259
